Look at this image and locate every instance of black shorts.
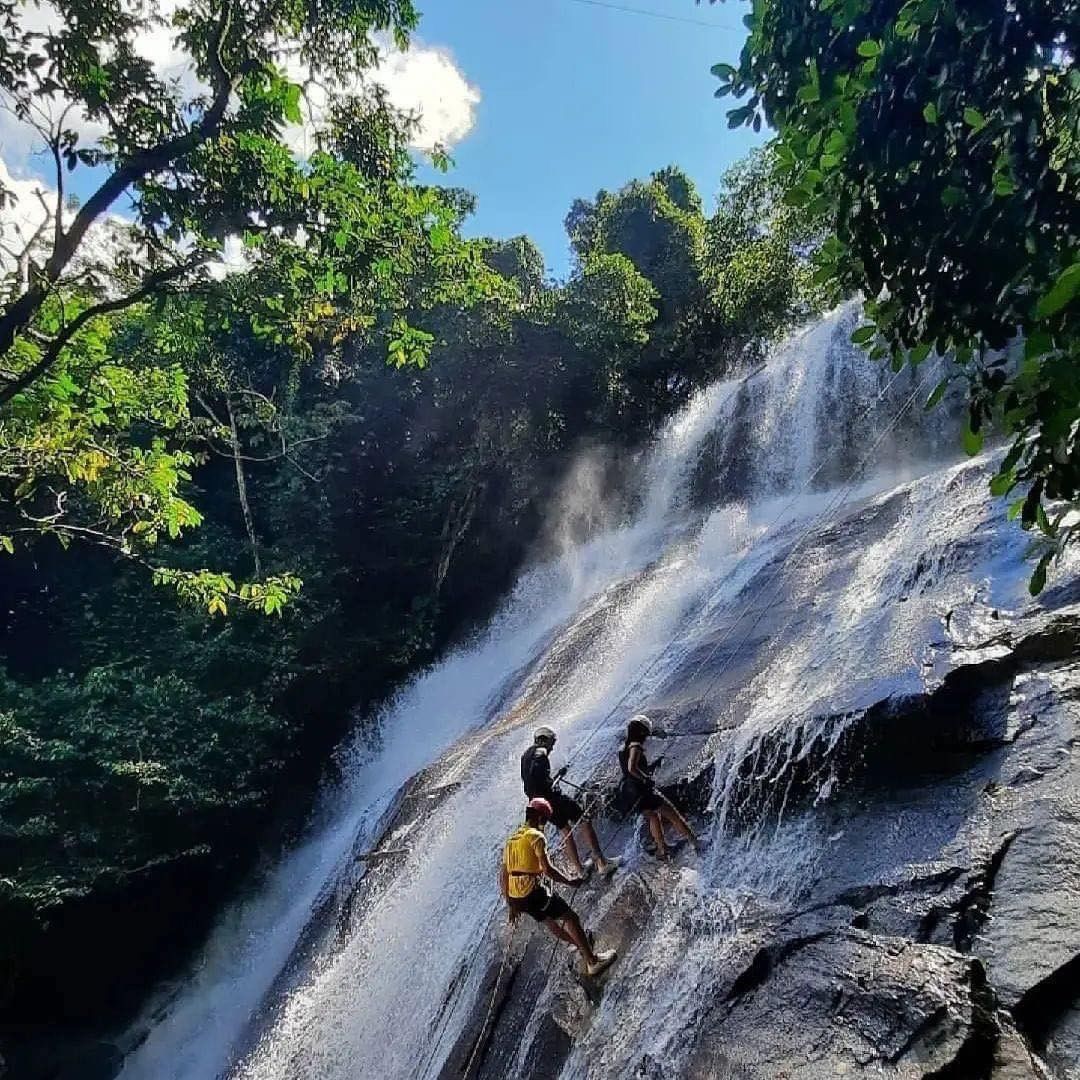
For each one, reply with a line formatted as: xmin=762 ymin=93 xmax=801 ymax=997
xmin=636 ymin=787 xmax=666 ymax=813
xmin=618 ymin=778 xmax=665 ymax=815
xmin=549 ymin=791 xmax=583 ymax=830
xmin=512 ymin=886 xmax=573 ymax=923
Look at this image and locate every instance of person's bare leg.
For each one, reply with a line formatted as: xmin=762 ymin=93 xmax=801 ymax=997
xmin=544 ymin=919 xmax=577 ymax=947
xmin=560 ymin=826 xmax=585 ymax=876
xmin=646 ymin=810 xmax=668 ymax=856
xmin=580 ymin=819 xmax=612 ymax=872
xmin=659 ymin=802 xmax=696 ymax=848
xmin=550 ymin=913 xmax=597 ymax=966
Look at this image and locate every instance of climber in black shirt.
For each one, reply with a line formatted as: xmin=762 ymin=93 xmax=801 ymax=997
xmin=521 ymin=726 xmax=620 ymax=879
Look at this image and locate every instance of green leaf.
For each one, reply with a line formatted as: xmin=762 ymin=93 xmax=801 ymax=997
xmin=922 ymin=102 xmax=939 ymax=124
xmin=1036 ymin=503 xmax=1056 ymax=538
xmin=851 ymin=325 xmax=876 ymax=345
xmin=1029 ymin=552 xmax=1051 ymax=596
xmin=1023 ymin=330 xmax=1053 ymax=362
xmin=283 ymin=83 xmax=303 ymax=126
xmin=961 ymin=422 xmax=984 ymax=456
xmin=0 ymin=536 xmax=13 ymax=554
xmin=856 ymin=39 xmax=881 ymax=57
xmin=941 ymin=187 xmax=964 ymax=207
xmin=1035 ymin=263 xmax=1080 ymax=320
xmin=925 ymin=377 xmax=949 ymax=410
xmin=909 ymin=343 xmax=931 ymax=365
xmin=1007 ymin=496 xmax=1025 ymax=521
xmin=711 ymin=62 xmax=737 ymax=79
xmin=989 ymin=471 xmax=1015 ymax=497
xmin=963 ymin=107 xmax=987 ymax=131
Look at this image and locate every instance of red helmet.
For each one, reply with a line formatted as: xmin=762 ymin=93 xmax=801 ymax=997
xmin=527 ymin=797 xmax=553 ymax=819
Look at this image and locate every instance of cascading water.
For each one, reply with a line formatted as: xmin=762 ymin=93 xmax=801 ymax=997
xmin=119 ymin=303 xmax=1033 ymax=1080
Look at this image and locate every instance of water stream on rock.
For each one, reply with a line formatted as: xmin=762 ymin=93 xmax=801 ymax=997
xmin=119 ymin=304 xmax=1034 ymax=1079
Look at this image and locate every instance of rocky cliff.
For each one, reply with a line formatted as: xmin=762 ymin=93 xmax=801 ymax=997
xmin=442 ymin=587 xmax=1080 ymax=1079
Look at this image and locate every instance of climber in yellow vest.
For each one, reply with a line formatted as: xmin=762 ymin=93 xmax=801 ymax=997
xmin=499 ymin=797 xmax=617 ymax=977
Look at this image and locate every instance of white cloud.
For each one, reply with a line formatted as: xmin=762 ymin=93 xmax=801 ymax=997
xmin=206 ymin=234 xmax=251 ymax=280
xmin=0 ymin=1 xmax=110 ymax=172
xmin=0 ymin=8 xmax=479 ymax=287
xmin=1 ymin=0 xmax=479 ymax=173
xmin=282 ymin=38 xmax=480 ymax=158
xmin=0 ymin=152 xmax=145 ymax=290
xmin=374 ymin=40 xmax=480 ymax=152
xmin=0 ymin=156 xmax=53 ymax=275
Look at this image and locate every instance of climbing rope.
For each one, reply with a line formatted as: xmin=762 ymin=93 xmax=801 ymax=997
xmin=415 ymin=357 xmax=940 ymax=1078
xmin=532 ymin=362 xmax=943 ymax=984
xmin=555 ymin=361 xmax=915 ymax=775
xmin=460 ymin=923 xmax=518 ymax=1079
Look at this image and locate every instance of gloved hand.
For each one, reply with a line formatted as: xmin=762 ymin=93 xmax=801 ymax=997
xmin=553 ymin=766 xmax=568 ymax=781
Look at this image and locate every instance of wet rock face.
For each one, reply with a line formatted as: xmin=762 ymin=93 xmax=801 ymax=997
xmin=441 ymin=601 xmax=1080 ymax=1080
xmin=689 ymin=932 xmax=993 ymax=1079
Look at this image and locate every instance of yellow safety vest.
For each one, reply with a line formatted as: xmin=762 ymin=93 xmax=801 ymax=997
xmin=504 ymin=824 xmax=546 ymax=900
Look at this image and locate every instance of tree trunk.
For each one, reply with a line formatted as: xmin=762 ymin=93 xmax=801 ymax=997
xmin=227 ymin=396 xmax=261 ymax=578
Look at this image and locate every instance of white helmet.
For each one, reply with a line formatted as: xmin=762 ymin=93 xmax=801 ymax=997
xmin=630 ymin=714 xmax=653 ymax=735
xmin=534 ymin=725 xmax=557 ymax=745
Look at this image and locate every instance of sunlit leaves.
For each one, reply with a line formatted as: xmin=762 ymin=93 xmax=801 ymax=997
xmin=963 ymin=107 xmax=987 ymax=132
xmin=961 ymin=422 xmax=984 ymax=457
xmin=1036 ymin=262 xmax=1080 ymax=320
xmin=151 ymin=568 xmax=302 ymax=615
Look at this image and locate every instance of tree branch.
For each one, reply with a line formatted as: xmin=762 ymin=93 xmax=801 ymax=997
xmin=0 ymin=3 xmax=238 ymax=364
xmin=226 ymin=395 xmax=261 ymax=578
xmin=0 ymin=260 xmax=201 ymax=407
xmin=50 ymin=103 xmax=74 ymax=254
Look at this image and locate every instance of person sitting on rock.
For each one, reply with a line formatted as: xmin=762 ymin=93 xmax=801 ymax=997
xmin=618 ymin=714 xmax=698 ymax=858
xmin=500 ymin=797 xmax=618 ymax=977
xmin=521 ymin=725 xmax=619 ymax=879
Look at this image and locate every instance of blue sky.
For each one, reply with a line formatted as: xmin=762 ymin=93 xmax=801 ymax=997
xmin=0 ymin=0 xmax=762 ymax=282
xmin=414 ymin=0 xmax=762 ymax=278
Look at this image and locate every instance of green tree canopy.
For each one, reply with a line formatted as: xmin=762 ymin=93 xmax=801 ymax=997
xmin=566 ymin=166 xmax=705 ymax=320
xmin=712 ymin=0 xmax=1080 ymax=588
xmin=0 ymin=1 xmax=506 ymax=609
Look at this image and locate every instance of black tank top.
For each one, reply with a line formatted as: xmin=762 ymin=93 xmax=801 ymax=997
xmin=619 ymin=741 xmax=648 ymax=787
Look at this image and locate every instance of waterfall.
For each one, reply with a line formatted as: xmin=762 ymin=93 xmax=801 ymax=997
xmin=119 ymin=303 xmax=1027 ymax=1080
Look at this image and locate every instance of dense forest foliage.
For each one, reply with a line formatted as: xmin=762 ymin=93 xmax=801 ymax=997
xmin=0 ymin=0 xmax=832 ymax=1026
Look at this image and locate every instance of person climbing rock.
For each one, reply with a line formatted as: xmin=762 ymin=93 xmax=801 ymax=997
xmin=521 ymin=725 xmax=620 ymax=879
xmin=499 ymin=798 xmax=618 ymax=977
xmin=618 ymin=714 xmax=698 ymax=858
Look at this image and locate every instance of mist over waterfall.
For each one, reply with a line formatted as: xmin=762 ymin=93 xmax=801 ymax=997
xmin=119 ymin=303 xmax=1048 ymax=1080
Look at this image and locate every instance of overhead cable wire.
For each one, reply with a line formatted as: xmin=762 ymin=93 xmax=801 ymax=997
xmin=555 ymin=0 xmax=739 ymax=30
